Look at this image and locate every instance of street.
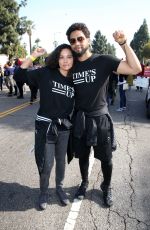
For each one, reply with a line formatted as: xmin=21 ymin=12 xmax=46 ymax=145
xmin=0 ymin=86 xmax=150 ymax=230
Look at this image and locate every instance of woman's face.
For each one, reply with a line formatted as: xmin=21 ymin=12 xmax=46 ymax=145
xmin=58 ymin=48 xmax=73 ymax=74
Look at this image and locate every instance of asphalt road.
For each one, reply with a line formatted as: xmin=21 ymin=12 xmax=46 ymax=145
xmin=0 ymin=86 xmax=150 ymax=230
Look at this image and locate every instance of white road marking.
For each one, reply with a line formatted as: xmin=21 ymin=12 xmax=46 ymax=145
xmin=64 ymin=151 xmax=95 ymax=230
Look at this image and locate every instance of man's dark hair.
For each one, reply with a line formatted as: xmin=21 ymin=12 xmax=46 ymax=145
xmin=66 ymin=23 xmax=90 ymax=41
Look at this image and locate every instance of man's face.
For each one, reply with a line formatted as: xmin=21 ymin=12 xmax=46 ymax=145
xmin=69 ymin=30 xmax=90 ymax=57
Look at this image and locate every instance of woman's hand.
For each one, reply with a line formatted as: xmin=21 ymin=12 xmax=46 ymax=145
xmin=31 ymin=47 xmax=47 ymax=59
xmin=21 ymin=47 xmax=47 ymax=69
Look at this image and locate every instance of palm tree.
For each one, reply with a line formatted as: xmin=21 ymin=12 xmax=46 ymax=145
xmin=35 ymin=38 xmax=41 ymax=47
xmin=26 ymin=20 xmax=35 ymax=54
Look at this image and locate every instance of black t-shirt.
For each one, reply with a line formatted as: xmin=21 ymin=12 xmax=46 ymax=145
xmin=16 ymin=67 xmax=74 ymax=119
xmin=73 ymin=54 xmax=121 ymax=112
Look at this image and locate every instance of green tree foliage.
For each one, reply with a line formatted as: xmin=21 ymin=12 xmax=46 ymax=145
xmin=15 ymin=44 xmax=27 ymax=58
xmin=17 ymin=16 xmax=29 ymax=35
xmin=91 ymin=30 xmax=116 ymax=55
xmin=142 ymin=42 xmax=150 ymax=59
xmin=130 ymin=19 xmax=150 ymax=61
xmin=0 ymin=0 xmax=19 ymax=57
xmin=107 ymin=43 xmax=116 ymax=56
xmin=18 ymin=0 xmax=27 ymax=7
xmin=0 ymin=0 xmax=29 ymax=58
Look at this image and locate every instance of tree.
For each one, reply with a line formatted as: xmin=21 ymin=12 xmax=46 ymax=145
xmin=26 ymin=20 xmax=35 ymax=54
xmin=17 ymin=16 xmax=29 ymax=36
xmin=35 ymin=38 xmax=41 ymax=47
xmin=130 ymin=19 xmax=150 ymax=61
xmin=18 ymin=0 xmax=27 ymax=8
xmin=142 ymin=42 xmax=150 ymax=59
xmin=0 ymin=0 xmax=29 ymax=58
xmin=0 ymin=0 xmax=20 ymax=57
xmin=107 ymin=43 xmax=116 ymax=56
xmin=91 ymin=30 xmax=116 ymax=55
xmin=16 ymin=16 xmax=35 ymax=54
xmin=92 ymin=31 xmax=108 ymax=54
xmin=15 ymin=44 xmax=27 ymax=58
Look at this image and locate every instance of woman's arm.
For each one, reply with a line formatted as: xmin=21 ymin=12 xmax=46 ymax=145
xmin=21 ymin=48 xmax=46 ymax=69
xmin=14 ymin=48 xmax=46 ymax=84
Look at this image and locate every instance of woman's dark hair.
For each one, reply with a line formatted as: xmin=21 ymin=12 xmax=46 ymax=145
xmin=66 ymin=23 xmax=90 ymax=41
xmin=45 ymin=43 xmax=74 ymax=69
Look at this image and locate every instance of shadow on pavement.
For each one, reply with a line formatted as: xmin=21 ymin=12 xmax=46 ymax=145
xmin=0 ymin=181 xmax=110 ymax=211
xmin=0 ymin=181 xmax=80 ymax=211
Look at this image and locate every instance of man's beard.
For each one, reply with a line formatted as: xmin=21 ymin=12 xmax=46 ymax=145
xmin=73 ymin=46 xmax=89 ymax=57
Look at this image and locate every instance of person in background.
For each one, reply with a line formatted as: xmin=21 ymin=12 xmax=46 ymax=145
xmin=116 ymin=74 xmax=127 ymax=112
xmin=28 ymin=60 xmax=40 ymax=104
xmin=136 ymin=63 xmax=145 ymax=92
xmin=14 ymin=58 xmax=24 ymax=99
xmin=0 ymin=65 xmax=4 ymax=91
xmin=127 ymin=74 xmax=134 ymax=90
xmin=29 ymin=83 xmax=38 ymax=104
xmin=107 ymin=72 xmax=118 ymax=106
xmin=14 ymin=44 xmax=75 ymax=210
xmin=4 ymin=61 xmax=17 ymax=96
xmin=66 ymin=22 xmax=141 ymax=207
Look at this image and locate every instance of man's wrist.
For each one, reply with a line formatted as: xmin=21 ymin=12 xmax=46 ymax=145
xmin=119 ymin=40 xmax=127 ymax=46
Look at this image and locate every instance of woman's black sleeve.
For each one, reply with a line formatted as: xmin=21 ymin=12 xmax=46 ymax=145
xmin=13 ymin=67 xmax=29 ymax=84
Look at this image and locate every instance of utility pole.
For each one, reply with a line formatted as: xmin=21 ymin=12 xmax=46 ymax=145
xmin=53 ymin=32 xmax=61 ymax=48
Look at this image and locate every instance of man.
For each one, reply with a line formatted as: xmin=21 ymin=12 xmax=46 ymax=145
xmin=4 ymin=61 xmax=17 ymax=96
xmin=66 ymin=23 xmax=141 ymax=207
xmin=0 ymin=65 xmax=4 ymax=91
xmin=107 ymin=71 xmax=118 ymax=106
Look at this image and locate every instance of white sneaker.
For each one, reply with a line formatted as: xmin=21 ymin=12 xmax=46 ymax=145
xmin=122 ymin=107 xmax=126 ymax=110
xmin=116 ymin=108 xmax=123 ymax=112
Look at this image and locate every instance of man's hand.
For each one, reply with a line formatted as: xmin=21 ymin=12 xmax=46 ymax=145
xmin=113 ymin=30 xmax=127 ymax=45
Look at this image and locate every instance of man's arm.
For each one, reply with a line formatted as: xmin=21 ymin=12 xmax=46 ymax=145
xmin=113 ymin=31 xmax=142 ymax=75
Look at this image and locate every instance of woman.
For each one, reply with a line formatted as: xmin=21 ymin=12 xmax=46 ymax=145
xmin=15 ymin=44 xmax=75 ymax=210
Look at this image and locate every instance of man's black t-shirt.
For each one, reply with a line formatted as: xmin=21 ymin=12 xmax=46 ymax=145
xmin=73 ymin=54 xmax=121 ymax=112
xmin=16 ymin=67 xmax=74 ymax=119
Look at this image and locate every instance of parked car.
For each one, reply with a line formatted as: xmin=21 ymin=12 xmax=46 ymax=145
xmin=145 ymin=78 xmax=150 ymax=118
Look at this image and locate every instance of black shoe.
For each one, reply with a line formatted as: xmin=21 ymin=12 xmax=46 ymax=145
xmin=39 ymin=192 xmax=48 ymax=210
xmin=74 ymin=181 xmax=89 ymax=200
xmin=100 ymin=182 xmax=113 ymax=207
xmin=56 ymin=187 xmax=70 ymax=206
xmin=30 ymin=98 xmax=35 ymax=104
xmin=17 ymin=95 xmax=24 ymax=99
xmin=7 ymin=93 xmax=13 ymax=97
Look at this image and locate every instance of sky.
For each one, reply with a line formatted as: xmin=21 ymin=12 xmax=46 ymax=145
xmin=18 ymin=0 xmax=150 ymax=58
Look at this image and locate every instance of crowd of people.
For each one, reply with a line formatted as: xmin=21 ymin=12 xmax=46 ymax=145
xmin=1 ymin=22 xmax=142 ymax=211
xmin=0 ymin=58 xmax=39 ymax=104
xmin=107 ymin=68 xmax=148 ymax=112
